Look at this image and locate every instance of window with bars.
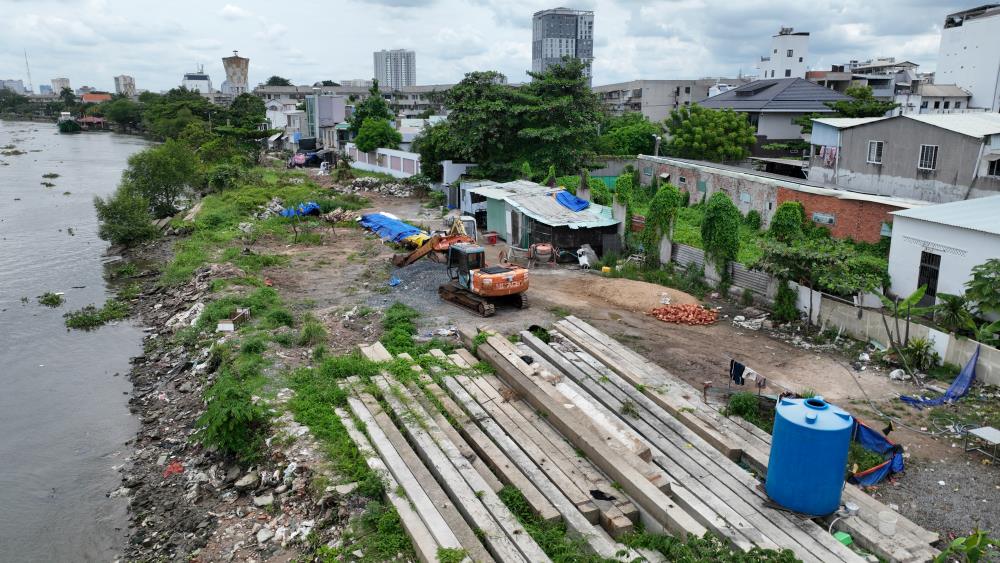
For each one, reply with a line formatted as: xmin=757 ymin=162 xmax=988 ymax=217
xmin=867 ymin=140 xmax=884 ymax=164
xmin=918 ymin=145 xmax=938 ymax=170
xmin=988 ymin=160 xmax=1000 ymax=177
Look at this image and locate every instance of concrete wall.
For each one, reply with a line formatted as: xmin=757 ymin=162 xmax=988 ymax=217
xmin=642 ymin=159 xmax=778 ymax=224
xmin=590 ymin=156 xmax=635 ymax=177
xmin=442 ymin=160 xmax=476 ymax=185
xmin=757 ymin=112 xmax=805 ymax=140
xmin=937 ymin=8 xmax=1000 ymax=111
xmin=888 ymin=215 xmax=1000 ymax=298
xmin=345 ymin=143 xmax=421 ymax=178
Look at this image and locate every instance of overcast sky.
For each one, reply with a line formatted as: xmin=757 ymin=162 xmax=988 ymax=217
xmin=0 ymin=0 xmax=973 ymax=93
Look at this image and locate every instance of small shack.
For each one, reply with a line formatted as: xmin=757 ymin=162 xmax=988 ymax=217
xmin=466 ymin=180 xmax=621 ymax=253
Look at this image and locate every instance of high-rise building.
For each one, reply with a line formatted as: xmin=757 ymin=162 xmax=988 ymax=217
xmin=0 ymin=79 xmax=26 ymax=94
xmin=373 ymin=49 xmax=416 ymax=90
xmin=39 ymin=84 xmax=53 ymax=95
xmin=51 ymin=78 xmax=70 ymax=93
xmin=531 ymin=7 xmax=594 ymax=83
xmin=222 ymin=50 xmax=250 ymax=96
xmin=937 ymin=5 xmax=1000 ymax=112
xmin=758 ymin=27 xmax=809 ymax=79
xmin=114 ymin=74 xmax=136 ymax=97
xmin=182 ymin=65 xmax=213 ymax=94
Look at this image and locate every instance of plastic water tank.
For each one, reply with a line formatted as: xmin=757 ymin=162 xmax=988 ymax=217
xmin=765 ymin=396 xmax=853 ymax=516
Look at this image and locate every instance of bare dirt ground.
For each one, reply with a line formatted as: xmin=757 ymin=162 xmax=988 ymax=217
xmin=256 ymin=189 xmax=999 ymax=541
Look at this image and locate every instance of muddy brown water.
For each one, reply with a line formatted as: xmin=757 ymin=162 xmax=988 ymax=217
xmin=0 ymin=120 xmax=149 ymax=561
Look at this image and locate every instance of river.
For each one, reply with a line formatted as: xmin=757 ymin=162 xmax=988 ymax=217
xmin=0 ymin=120 xmax=149 ymax=562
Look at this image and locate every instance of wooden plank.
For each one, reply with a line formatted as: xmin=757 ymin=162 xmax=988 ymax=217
xmin=475 ymin=338 xmax=709 ymax=541
xmin=376 ymin=375 xmax=547 ymax=563
xmin=360 ymin=341 xmax=394 ymax=362
xmin=440 ymin=372 xmax=632 ymax=560
xmin=345 ymin=395 xmax=463 ymax=554
xmin=351 ymin=394 xmax=489 ymax=562
xmin=333 ymin=406 xmax=443 ymax=563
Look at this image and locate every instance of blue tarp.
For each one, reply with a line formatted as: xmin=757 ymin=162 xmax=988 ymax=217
xmin=359 ymin=213 xmax=424 ymax=244
xmin=555 ymin=190 xmax=590 ymax=212
xmin=900 ymin=345 xmax=979 ymax=408
xmin=848 ymin=419 xmax=905 ymax=486
xmin=280 ymin=202 xmax=321 ymax=217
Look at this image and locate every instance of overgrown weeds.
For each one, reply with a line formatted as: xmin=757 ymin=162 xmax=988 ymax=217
xmin=37 ymin=292 xmax=64 ymax=307
xmin=64 ymin=299 xmax=129 ymax=330
xmin=193 ymin=371 xmax=270 ymax=462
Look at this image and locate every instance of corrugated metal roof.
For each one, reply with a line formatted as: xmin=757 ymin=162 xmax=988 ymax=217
xmin=892 ymin=195 xmax=1000 ymax=236
xmin=917 ymin=84 xmax=971 ymax=98
xmin=507 ymin=192 xmax=619 ymax=228
xmin=701 ymin=78 xmax=849 ymax=112
xmin=811 ymin=117 xmax=888 ymax=129
xmin=904 ymin=113 xmax=1000 ymax=138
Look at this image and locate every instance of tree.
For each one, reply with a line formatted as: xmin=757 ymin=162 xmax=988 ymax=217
xmin=597 ymin=112 xmax=660 ymax=156
xmin=641 ymin=183 xmax=682 ymax=262
xmin=520 ymin=161 xmax=533 ymax=180
xmin=354 ymin=118 xmax=401 ymax=152
xmin=265 ymin=76 xmax=292 ymax=86
xmin=701 ymin=192 xmax=741 ymax=277
xmin=516 ymin=58 xmax=602 ymax=175
xmin=753 ymin=238 xmax=841 ymax=327
xmin=0 ymin=89 xmax=30 ymax=113
xmin=932 ymin=293 xmax=975 ymax=334
xmin=349 ymin=80 xmax=394 ymax=134
xmin=122 ymin=140 xmax=201 ymax=218
xmin=103 ymin=98 xmax=142 ymax=127
xmin=320 ymin=80 xmax=338 ymax=87
xmin=825 ymin=85 xmax=899 ymax=118
xmin=412 ymin=121 xmax=455 ymax=182
xmin=664 ymin=105 xmax=757 ymax=162
xmin=141 ymin=87 xmax=214 ymax=139
xmin=93 ymin=187 xmax=158 ymax=246
xmin=966 ymin=258 xmax=1000 ymax=315
xmin=768 ymin=201 xmax=805 ymax=242
xmin=59 ymin=87 xmax=76 ymax=107
xmin=228 ymin=93 xmax=266 ymax=128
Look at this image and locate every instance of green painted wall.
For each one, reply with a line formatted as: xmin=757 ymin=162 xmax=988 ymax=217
xmin=486 ymin=198 xmax=506 ymax=239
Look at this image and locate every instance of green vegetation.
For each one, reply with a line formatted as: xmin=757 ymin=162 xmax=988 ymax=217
xmin=768 ymin=202 xmax=805 ymax=242
xmin=772 ymin=281 xmax=799 ymax=323
xmin=42 ymin=172 xmax=60 ymax=179
xmin=380 ymin=302 xmax=453 ymax=356
xmin=64 ymin=299 xmax=130 ymax=330
xmin=498 ymin=486 xmax=605 ymax=562
xmin=796 ymin=86 xmax=901 ymax=134
xmin=934 ymin=529 xmax=999 ymax=563
xmin=966 ymin=259 xmax=1000 ymax=316
xmin=298 ymin=317 xmax=328 ymax=346
xmin=664 ymin=105 xmax=757 ymax=162
xmin=624 ymin=530 xmax=797 ymax=562
xmin=723 ymin=392 xmax=773 ymax=433
xmin=37 ymin=292 xmax=64 ymax=307
xmin=701 ymin=192 xmax=741 ymax=278
xmin=194 ymin=371 xmax=270 ymax=462
xmin=354 ymin=118 xmax=402 ymax=152
xmin=315 ymin=501 xmax=416 ymax=562
xmin=348 ymin=80 xmax=394 ymax=135
xmin=265 ymin=76 xmax=293 ymax=86
xmin=596 ymin=112 xmax=661 ymax=156
xmin=94 ymin=188 xmax=160 ymax=246
xmin=846 ymin=441 xmax=885 ymax=476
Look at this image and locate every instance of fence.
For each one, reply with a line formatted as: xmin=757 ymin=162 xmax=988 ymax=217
xmin=345 ymin=143 xmax=421 ymax=178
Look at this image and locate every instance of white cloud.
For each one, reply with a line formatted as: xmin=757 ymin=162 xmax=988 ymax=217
xmin=219 ymin=4 xmax=253 ymax=19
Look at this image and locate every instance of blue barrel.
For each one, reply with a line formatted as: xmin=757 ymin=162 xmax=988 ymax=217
xmin=765 ymin=396 xmax=853 ymax=516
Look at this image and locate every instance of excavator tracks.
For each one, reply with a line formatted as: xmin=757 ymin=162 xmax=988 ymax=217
xmin=439 ymin=282 xmax=496 ymax=317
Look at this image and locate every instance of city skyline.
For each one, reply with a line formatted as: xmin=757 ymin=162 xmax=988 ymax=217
xmin=0 ymin=0 xmax=977 ymax=92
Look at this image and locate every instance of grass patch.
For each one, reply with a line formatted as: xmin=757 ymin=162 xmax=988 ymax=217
xmin=548 ymin=306 xmax=571 ymax=318
xmin=64 ymin=299 xmax=130 ymax=330
xmin=193 ymin=370 xmax=270 ymax=462
xmin=846 ymin=441 xmax=885 ymax=476
xmin=315 ymin=501 xmax=415 ymax=562
xmin=723 ymin=392 xmax=774 ymax=433
xmin=380 ymin=302 xmax=452 ymax=356
xmin=498 ymin=486 xmax=605 ymax=562
xmin=197 ymin=287 xmax=283 ymax=330
xmin=298 ymin=316 xmax=328 ymax=346
xmin=37 ymin=292 xmax=64 ymax=307
xmin=623 ymin=530 xmax=797 ymax=562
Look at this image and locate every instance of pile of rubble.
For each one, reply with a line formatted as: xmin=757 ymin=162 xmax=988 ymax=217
xmin=256 ymin=197 xmax=285 ymax=219
xmin=322 ymin=207 xmax=359 ymax=224
xmin=344 ymin=177 xmax=415 ymax=197
xmin=650 ymin=303 xmax=719 ymax=325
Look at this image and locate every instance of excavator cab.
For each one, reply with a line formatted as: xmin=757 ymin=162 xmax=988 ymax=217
xmin=446 ymin=243 xmax=485 ymax=290
xmin=439 ymin=243 xmax=529 ymax=317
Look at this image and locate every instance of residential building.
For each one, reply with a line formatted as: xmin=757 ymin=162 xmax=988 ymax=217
xmin=532 ymin=7 xmax=594 ymax=83
xmin=758 ymin=27 xmax=809 ymax=79
xmin=808 ymin=58 xmax=921 ymax=104
xmin=38 ymin=85 xmax=52 ymax=95
xmin=0 ymin=79 xmax=26 ymax=93
xmin=75 ymin=86 xmax=96 ymax=95
xmin=592 ymin=78 xmax=750 ymax=122
xmin=182 ymin=67 xmax=213 ymax=94
xmin=345 ymin=143 xmax=422 ymax=178
xmin=252 ymin=83 xmax=451 ymax=118
xmin=888 ymin=195 xmax=1000 ymax=305
xmin=397 ymin=116 xmax=446 ymax=151
xmin=114 ymin=74 xmax=136 ymax=97
xmin=637 ymin=155 xmax=926 ymax=243
xmin=341 ymin=79 xmax=373 ymax=88
xmin=264 ymin=98 xmax=297 ymax=130
xmin=221 ymin=51 xmax=250 ymax=96
xmin=51 ymin=78 xmax=70 ymax=93
xmin=937 ymin=5 xmax=1000 ymax=111
xmin=700 ymin=78 xmax=850 ymax=141
xmin=808 ymin=114 xmax=1000 ymax=202
xmin=893 ymin=84 xmax=973 ymax=116
xmin=80 ymin=92 xmax=112 ymax=104
xmin=304 ymin=94 xmax=347 ymax=149
xmin=373 ymin=49 xmax=416 ymax=90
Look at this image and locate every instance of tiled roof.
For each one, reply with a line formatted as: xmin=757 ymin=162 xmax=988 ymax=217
xmin=700 ymin=78 xmax=850 ymax=112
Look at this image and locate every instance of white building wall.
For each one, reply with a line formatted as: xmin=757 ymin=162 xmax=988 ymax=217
xmin=756 ymin=112 xmax=805 ymax=139
xmin=888 ymin=216 xmax=1000 ymax=300
xmin=937 ymin=10 xmax=1000 ymax=111
xmin=760 ymin=32 xmax=809 ymax=79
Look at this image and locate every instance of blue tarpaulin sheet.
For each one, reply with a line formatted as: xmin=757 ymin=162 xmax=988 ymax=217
xmin=900 ymin=345 xmax=979 ymax=408
xmin=555 ymin=190 xmax=590 ymax=212
xmin=848 ymin=419 xmax=905 ymax=486
xmin=359 ymin=213 xmax=423 ymax=243
xmin=280 ymin=202 xmax=321 ymax=217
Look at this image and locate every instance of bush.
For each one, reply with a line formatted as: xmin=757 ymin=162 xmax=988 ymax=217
xmin=355 ymin=119 xmax=402 ymax=152
xmin=94 ymin=187 xmax=159 ymax=247
xmin=122 ymin=139 xmax=201 ymax=218
xmin=769 ymin=201 xmax=804 ymax=242
xmin=680 ymin=190 xmax=691 ymax=207
xmin=901 ymin=337 xmax=940 ymax=372
xmin=741 ymin=288 xmax=754 ymax=306
xmin=264 ymin=308 xmax=295 ymax=328
xmin=744 ymin=209 xmax=762 ymax=231
xmin=298 ymin=318 xmax=328 ymax=346
xmin=701 ymin=192 xmax=741 ymax=277
xmin=772 ymin=281 xmax=799 ymax=323
xmin=725 ymin=392 xmax=761 ymax=425
xmin=194 ymin=372 xmax=270 ymax=461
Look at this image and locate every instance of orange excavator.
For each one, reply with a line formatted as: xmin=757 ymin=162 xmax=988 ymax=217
xmin=439 ymin=243 xmax=529 ymax=317
xmin=391 ymin=216 xmax=475 ymax=267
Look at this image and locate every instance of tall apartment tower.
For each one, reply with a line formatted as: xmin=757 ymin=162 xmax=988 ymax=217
xmin=221 ymin=50 xmax=250 ymax=96
xmin=759 ymin=27 xmax=809 ymax=79
xmin=114 ymin=75 xmax=136 ymax=97
xmin=373 ymin=49 xmax=416 ymax=90
xmin=531 ymin=7 xmax=595 ymax=83
xmin=51 ymin=77 xmax=70 ymax=93
xmin=937 ymin=5 xmax=1000 ymax=112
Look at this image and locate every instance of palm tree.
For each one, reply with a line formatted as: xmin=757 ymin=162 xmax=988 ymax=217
xmin=932 ymin=293 xmax=975 ymax=334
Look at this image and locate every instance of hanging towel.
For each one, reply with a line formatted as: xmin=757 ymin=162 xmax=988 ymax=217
xmin=744 ymin=367 xmax=760 ymax=382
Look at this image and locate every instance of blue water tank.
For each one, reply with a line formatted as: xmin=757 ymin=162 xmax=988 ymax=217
xmin=765 ymin=396 xmax=853 ymax=516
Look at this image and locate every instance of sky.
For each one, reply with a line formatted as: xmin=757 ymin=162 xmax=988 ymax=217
xmin=0 ymin=0 xmax=975 ymax=93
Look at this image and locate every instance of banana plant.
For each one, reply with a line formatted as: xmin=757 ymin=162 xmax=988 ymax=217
xmin=972 ymin=319 xmax=1000 ymax=345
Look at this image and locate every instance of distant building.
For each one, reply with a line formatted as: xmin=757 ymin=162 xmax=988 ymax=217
xmin=182 ymin=66 xmax=213 ymax=94
xmin=81 ymin=92 xmax=112 ymax=104
xmin=114 ymin=75 xmax=136 ymax=97
xmin=593 ymin=78 xmax=750 ymax=122
xmin=807 ymin=58 xmax=921 ymax=103
xmin=51 ymin=78 xmax=70 ymax=93
xmin=937 ymin=5 xmax=1000 ymax=112
xmin=374 ymin=49 xmax=416 ymax=90
xmin=222 ymin=51 xmax=250 ymax=96
xmin=893 ymin=83 xmax=974 ymax=116
xmin=76 ymin=85 xmax=96 ymax=95
xmin=252 ymin=83 xmax=451 ymax=118
xmin=341 ymin=79 xmax=373 ymax=88
xmin=0 ymin=79 xmax=26 ymax=94
xmin=532 ymin=7 xmax=594 ymax=83
xmin=758 ymin=27 xmax=809 ymax=79
xmin=38 ymin=84 xmax=52 ymax=95
xmin=304 ymin=94 xmax=347 ymax=149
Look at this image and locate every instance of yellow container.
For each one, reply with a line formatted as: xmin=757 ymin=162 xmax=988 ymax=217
xmin=601 ymin=266 xmax=612 ymax=273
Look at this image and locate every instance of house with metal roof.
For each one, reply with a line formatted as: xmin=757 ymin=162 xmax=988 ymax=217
xmin=464 ymin=180 xmax=620 ymax=252
xmin=888 ymin=195 xmax=1000 ymax=304
xmin=808 ymin=113 xmax=1000 ymax=202
xmin=700 ymin=77 xmax=851 ymax=142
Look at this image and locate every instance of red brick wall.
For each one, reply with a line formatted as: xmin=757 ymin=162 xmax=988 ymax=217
xmin=776 ymin=187 xmax=898 ymax=243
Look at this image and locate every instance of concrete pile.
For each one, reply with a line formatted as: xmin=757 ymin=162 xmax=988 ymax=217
xmin=345 ymin=177 xmax=414 ymax=197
